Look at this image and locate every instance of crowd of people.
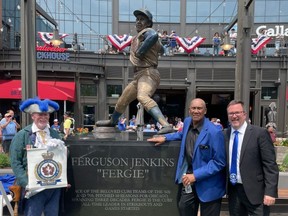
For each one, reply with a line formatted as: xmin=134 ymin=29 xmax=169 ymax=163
xmin=114 ymin=114 xmax=185 ymax=133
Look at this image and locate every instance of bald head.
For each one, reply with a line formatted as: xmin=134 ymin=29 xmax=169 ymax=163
xmin=190 ymin=98 xmax=206 ymax=109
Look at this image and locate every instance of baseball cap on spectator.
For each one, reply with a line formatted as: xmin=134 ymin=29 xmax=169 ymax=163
xmin=64 ymin=111 xmax=72 ymax=117
xmin=54 ymin=119 xmax=58 ymax=122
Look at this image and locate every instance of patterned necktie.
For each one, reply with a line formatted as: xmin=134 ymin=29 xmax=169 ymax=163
xmin=39 ymin=130 xmax=47 ymax=144
xmin=230 ymin=130 xmax=239 ymax=185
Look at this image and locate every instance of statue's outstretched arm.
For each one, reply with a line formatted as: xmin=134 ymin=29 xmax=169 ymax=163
xmin=136 ymin=29 xmax=159 ymax=58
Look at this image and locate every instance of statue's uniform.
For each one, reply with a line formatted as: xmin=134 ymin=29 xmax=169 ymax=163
xmin=115 ymin=28 xmax=163 ymax=113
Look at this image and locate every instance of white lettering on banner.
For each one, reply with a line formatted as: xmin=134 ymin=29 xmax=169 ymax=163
xmin=256 ymin=25 xmax=288 ymax=36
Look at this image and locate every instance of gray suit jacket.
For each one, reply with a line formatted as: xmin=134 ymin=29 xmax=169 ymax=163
xmin=224 ymin=124 xmax=279 ymax=205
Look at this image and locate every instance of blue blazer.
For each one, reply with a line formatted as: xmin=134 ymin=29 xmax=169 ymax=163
xmin=165 ymin=117 xmax=226 ymax=202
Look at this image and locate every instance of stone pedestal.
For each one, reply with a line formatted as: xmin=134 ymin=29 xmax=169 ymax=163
xmin=64 ymin=136 xmax=179 ymax=216
xmin=93 ymin=127 xmax=120 ymax=139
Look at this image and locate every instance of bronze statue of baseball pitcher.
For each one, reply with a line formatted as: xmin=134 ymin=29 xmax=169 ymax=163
xmin=96 ymin=9 xmax=173 ymax=134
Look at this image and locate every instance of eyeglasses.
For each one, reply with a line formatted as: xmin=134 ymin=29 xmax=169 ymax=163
xmin=228 ymin=111 xmax=245 ymax=117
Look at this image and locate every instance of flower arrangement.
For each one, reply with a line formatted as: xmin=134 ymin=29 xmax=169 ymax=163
xmin=76 ymin=127 xmax=89 ymax=135
xmin=274 ymin=138 xmax=288 ymax=146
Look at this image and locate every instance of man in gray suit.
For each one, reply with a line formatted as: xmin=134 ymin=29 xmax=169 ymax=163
xmin=225 ymin=100 xmax=279 ymax=216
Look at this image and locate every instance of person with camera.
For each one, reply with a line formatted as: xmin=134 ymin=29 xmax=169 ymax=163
xmin=0 ymin=112 xmax=18 ymax=154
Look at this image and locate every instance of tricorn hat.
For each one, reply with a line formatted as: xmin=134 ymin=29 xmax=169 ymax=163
xmin=19 ymin=97 xmax=59 ymax=114
xmin=133 ymin=9 xmax=153 ymax=27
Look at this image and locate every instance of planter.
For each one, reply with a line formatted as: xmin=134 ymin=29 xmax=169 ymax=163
xmin=278 ymin=172 xmax=288 ymax=189
xmin=0 ymin=168 xmax=13 ymax=175
xmin=275 ymin=146 xmax=288 ymax=165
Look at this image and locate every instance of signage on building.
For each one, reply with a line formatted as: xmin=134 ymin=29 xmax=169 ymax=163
xmin=11 ymin=88 xmax=21 ymax=97
xmin=36 ymin=46 xmax=70 ymax=61
xmin=256 ymin=25 xmax=288 ymax=36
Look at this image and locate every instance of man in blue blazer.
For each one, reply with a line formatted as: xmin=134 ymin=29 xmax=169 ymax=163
xmin=148 ymin=98 xmax=226 ymax=216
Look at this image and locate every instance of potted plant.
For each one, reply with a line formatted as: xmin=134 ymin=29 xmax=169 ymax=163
xmin=274 ymin=138 xmax=288 ymax=165
xmin=0 ymin=153 xmax=11 ymax=168
xmin=279 ymin=154 xmax=288 ymax=172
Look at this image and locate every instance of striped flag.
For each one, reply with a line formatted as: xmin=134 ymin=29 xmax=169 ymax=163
xmin=251 ymin=35 xmax=271 ymax=54
xmin=107 ymin=34 xmax=132 ymax=51
xmin=38 ymin=32 xmax=69 ymax=45
xmin=176 ymin=36 xmax=206 ymax=53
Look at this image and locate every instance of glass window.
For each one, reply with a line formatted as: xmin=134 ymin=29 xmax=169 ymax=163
xmin=280 ymin=1 xmax=288 ymax=17
xmin=108 ymin=106 xmax=115 ymax=118
xmin=119 ymin=0 xmax=180 ymax=23
xmin=255 ymin=1 xmax=265 ymax=17
xmin=265 ymin=1 xmax=279 ymax=17
xmin=80 ymin=84 xmax=97 ymax=96
xmin=186 ymin=0 xmax=237 ymax=23
xmin=211 ymin=1 xmax=224 ymax=17
xmin=83 ymin=105 xmax=95 ymax=126
xmin=261 ymin=87 xmax=278 ymax=100
xmin=197 ymin=1 xmax=210 ymax=18
xmin=107 ymin=85 xmax=122 ymax=97
xmin=279 ymin=15 xmax=288 ymax=23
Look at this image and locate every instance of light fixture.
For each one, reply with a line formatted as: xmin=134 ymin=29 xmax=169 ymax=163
xmin=221 ymin=33 xmax=233 ymax=51
xmin=185 ymin=78 xmax=191 ymax=84
xmin=50 ymin=28 xmax=63 ymax=47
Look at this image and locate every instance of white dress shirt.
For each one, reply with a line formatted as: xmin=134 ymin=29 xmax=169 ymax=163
xmin=31 ymin=123 xmax=51 ymax=148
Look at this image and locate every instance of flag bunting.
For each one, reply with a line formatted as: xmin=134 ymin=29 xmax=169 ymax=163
xmin=251 ymin=35 xmax=271 ymax=54
xmin=176 ymin=36 xmax=206 ymax=53
xmin=38 ymin=32 xmax=69 ymax=45
xmin=107 ymin=34 xmax=132 ymax=51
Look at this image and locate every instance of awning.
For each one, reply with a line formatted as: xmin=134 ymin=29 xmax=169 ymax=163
xmin=0 ymin=80 xmax=75 ymax=102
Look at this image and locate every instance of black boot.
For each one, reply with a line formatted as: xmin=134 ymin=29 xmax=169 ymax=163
xmin=96 ymin=111 xmax=122 ymax=127
xmin=148 ymin=106 xmax=174 ymax=134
